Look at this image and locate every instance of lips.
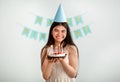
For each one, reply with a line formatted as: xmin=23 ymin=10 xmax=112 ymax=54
xmin=55 ymin=36 xmax=64 ymax=42
xmin=56 ymin=37 xmax=61 ymax=39
xmin=56 ymin=36 xmax=63 ymax=39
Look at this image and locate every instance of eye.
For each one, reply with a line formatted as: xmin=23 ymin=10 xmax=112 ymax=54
xmin=62 ymin=30 xmax=66 ymax=33
xmin=54 ymin=29 xmax=59 ymax=32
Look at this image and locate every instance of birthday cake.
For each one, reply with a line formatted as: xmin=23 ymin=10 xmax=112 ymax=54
xmin=47 ymin=53 xmax=66 ymax=58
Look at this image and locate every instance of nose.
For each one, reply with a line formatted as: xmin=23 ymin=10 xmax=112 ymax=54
xmin=57 ymin=31 xmax=62 ymax=36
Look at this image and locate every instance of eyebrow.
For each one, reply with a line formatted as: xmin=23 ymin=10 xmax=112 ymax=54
xmin=54 ymin=28 xmax=66 ymax=31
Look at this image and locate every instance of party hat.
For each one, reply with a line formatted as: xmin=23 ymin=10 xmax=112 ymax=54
xmin=54 ymin=4 xmax=67 ymax=22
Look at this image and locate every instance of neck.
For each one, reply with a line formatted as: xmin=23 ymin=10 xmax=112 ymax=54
xmin=54 ymin=41 xmax=64 ymax=47
xmin=54 ymin=42 xmax=61 ymax=46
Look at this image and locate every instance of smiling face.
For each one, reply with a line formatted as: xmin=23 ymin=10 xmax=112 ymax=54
xmin=52 ymin=25 xmax=67 ymax=43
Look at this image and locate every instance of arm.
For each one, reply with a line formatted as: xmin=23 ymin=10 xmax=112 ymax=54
xmin=59 ymin=45 xmax=79 ymax=78
xmin=41 ymin=48 xmax=54 ymax=80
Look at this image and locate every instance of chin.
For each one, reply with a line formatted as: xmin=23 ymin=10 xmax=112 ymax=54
xmin=55 ymin=38 xmax=65 ymax=43
xmin=56 ymin=40 xmax=63 ymax=43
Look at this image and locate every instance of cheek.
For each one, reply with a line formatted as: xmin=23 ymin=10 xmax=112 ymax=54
xmin=52 ymin=32 xmax=56 ymax=35
xmin=52 ymin=32 xmax=56 ymax=38
xmin=63 ymin=33 xmax=67 ymax=38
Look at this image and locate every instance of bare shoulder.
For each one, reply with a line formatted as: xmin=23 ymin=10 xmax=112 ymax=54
xmin=68 ymin=45 xmax=78 ymax=51
xmin=41 ymin=47 xmax=47 ymax=57
xmin=67 ymin=45 xmax=78 ymax=56
xmin=41 ymin=47 xmax=48 ymax=65
xmin=42 ymin=47 xmax=47 ymax=52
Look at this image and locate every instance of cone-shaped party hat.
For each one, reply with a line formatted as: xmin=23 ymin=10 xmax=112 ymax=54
xmin=54 ymin=4 xmax=67 ymax=22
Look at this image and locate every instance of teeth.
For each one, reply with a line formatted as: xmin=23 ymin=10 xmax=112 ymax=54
xmin=56 ymin=37 xmax=61 ymax=38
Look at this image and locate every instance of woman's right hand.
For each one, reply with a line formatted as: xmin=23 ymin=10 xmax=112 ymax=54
xmin=47 ymin=57 xmax=59 ymax=63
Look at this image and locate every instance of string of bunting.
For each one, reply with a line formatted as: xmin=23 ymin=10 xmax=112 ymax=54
xmin=34 ymin=15 xmax=83 ymax=27
xmin=21 ymin=15 xmax=92 ymax=42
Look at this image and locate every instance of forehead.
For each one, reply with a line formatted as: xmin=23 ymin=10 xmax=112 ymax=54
xmin=53 ymin=25 xmax=66 ymax=30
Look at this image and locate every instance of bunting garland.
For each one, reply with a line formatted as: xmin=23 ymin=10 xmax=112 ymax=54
xmin=82 ymin=25 xmax=91 ymax=36
xmin=39 ymin=32 xmax=47 ymax=41
xmin=22 ymin=27 xmax=31 ymax=37
xmin=30 ymin=30 xmax=38 ymax=40
xmin=34 ymin=16 xmax=43 ymax=25
xmin=73 ymin=29 xmax=83 ymax=39
xmin=74 ymin=16 xmax=83 ymax=25
xmin=67 ymin=18 xmax=73 ymax=27
xmin=20 ymin=14 xmax=92 ymax=42
xmin=34 ymin=15 xmax=84 ymax=27
xmin=46 ymin=18 xmax=53 ymax=27
xmin=21 ymin=25 xmax=91 ymax=42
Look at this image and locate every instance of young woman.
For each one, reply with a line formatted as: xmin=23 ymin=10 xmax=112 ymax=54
xmin=40 ymin=22 xmax=79 ymax=82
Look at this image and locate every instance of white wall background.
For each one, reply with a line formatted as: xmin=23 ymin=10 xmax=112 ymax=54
xmin=0 ymin=0 xmax=120 ymax=82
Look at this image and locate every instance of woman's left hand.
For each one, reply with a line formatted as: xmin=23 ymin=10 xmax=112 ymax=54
xmin=58 ymin=54 xmax=67 ymax=62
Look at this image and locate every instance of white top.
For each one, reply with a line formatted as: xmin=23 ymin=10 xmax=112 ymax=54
xmin=46 ymin=46 xmax=75 ymax=82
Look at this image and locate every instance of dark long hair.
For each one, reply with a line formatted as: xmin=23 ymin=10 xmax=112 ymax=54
xmin=41 ymin=22 xmax=79 ymax=75
xmin=45 ymin=22 xmax=76 ymax=47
